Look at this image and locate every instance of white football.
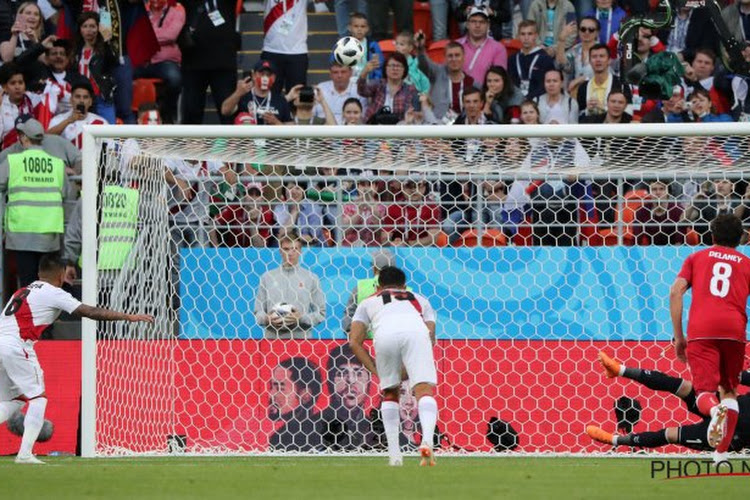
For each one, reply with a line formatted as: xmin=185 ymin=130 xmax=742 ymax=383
xmin=271 ymin=302 xmax=294 ymax=317
xmin=333 ymin=36 xmax=365 ymax=67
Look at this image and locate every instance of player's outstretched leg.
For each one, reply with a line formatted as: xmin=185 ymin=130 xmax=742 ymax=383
xmin=15 ymin=396 xmax=47 ymax=465
xmin=380 ymin=388 xmax=403 ymax=466
xmin=414 ymin=383 xmax=437 ymax=467
xmin=598 ymin=351 xmax=685 ymax=394
xmin=586 ymin=425 xmax=670 ymax=448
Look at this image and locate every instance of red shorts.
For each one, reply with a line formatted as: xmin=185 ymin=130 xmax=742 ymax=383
xmin=687 ymin=339 xmax=746 ymax=393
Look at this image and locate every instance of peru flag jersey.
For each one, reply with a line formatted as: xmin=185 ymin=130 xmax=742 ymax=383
xmin=48 ymin=111 xmax=108 ymax=150
xmin=0 ymin=281 xmax=81 ymax=341
xmin=352 ymin=289 xmax=435 ymax=339
xmin=678 ymin=245 xmax=750 ymax=342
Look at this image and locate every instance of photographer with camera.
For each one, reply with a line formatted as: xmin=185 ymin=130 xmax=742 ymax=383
xmin=220 ymin=59 xmax=291 ymax=125
xmin=47 ymin=81 xmax=107 ymax=150
xmin=287 ymin=84 xmax=335 ymax=125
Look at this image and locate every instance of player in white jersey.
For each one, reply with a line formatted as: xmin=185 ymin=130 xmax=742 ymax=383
xmin=0 ymin=255 xmax=153 ymax=464
xmin=349 ymin=266 xmax=439 ymax=467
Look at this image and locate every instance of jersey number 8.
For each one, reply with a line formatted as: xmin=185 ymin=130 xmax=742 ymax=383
xmin=709 ymin=262 xmax=732 ymax=298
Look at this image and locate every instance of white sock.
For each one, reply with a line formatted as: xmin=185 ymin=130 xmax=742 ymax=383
xmin=381 ymin=401 xmax=401 ymax=458
xmin=618 ymin=364 xmax=626 ymax=377
xmin=18 ymin=398 xmax=46 ymax=457
xmin=0 ymin=400 xmax=24 ymax=424
xmin=418 ymin=396 xmax=438 ymax=449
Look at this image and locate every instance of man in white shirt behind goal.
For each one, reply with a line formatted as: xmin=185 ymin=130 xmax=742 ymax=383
xmin=349 ymin=266 xmax=439 ymax=467
xmin=0 ymin=254 xmax=153 ymax=464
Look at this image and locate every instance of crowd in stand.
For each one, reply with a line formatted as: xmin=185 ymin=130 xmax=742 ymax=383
xmin=2 ymin=0 xmax=750 ymax=291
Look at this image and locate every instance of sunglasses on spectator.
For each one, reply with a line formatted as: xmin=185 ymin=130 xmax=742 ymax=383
xmin=579 ymin=26 xmax=597 ymax=32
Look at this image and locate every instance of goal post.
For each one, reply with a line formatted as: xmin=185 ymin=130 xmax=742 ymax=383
xmin=80 ymin=123 xmax=750 ymax=457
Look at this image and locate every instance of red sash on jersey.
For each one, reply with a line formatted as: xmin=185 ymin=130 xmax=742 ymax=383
xmin=2 ymin=94 xmax=35 ymax=149
xmin=377 ymin=289 xmax=423 ymax=316
xmin=263 ymin=0 xmax=298 ymax=34
xmin=5 ymin=288 xmax=47 ymax=341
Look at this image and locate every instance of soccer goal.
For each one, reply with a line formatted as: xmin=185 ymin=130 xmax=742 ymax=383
xmin=80 ymin=122 xmax=750 ymax=457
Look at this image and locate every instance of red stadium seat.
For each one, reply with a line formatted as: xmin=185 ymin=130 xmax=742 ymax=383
xmin=132 ymin=78 xmax=161 ymax=112
xmin=512 ymin=218 xmax=534 ymax=246
xmin=434 ymin=230 xmax=450 ymax=247
xmin=392 ymin=2 xmax=433 ymax=42
xmin=686 ymin=230 xmax=701 ymax=245
xmin=378 ymin=39 xmax=396 ymax=58
xmin=502 ymin=39 xmax=522 ymax=59
xmin=453 ymin=228 xmax=508 ymax=247
xmin=427 ymin=39 xmax=449 ymax=64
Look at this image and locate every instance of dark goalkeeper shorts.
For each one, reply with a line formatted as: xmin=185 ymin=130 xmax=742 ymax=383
xmin=678 ymin=419 xmax=745 ymax=452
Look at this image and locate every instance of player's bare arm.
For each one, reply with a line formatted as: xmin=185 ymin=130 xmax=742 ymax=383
xmin=425 ymin=320 xmax=436 ymax=345
xmin=669 ymin=277 xmax=689 ymax=363
xmin=73 ymin=304 xmax=154 ymax=323
xmin=349 ymin=321 xmax=378 ymax=376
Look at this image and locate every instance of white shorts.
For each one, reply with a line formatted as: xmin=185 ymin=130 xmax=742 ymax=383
xmin=0 ymin=337 xmax=45 ymax=400
xmin=373 ymin=329 xmax=437 ymax=390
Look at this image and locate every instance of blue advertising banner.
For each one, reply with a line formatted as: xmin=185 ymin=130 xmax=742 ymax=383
xmin=179 ymin=246 xmax=705 ymax=340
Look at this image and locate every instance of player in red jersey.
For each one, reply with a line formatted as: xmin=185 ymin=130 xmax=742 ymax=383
xmin=670 ymin=213 xmax=750 ymax=461
xmin=0 ymin=255 xmax=153 ymax=464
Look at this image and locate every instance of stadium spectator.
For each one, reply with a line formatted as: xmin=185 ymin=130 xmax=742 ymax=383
xmin=312 ymin=61 xmax=365 ymax=124
xmin=319 ymin=343 xmax=374 ymax=450
xmin=641 ymin=85 xmax=688 ymax=123
xmin=428 ymin=0 xmax=452 ymax=41
xmin=341 ymin=249 xmax=395 ymax=333
xmin=133 ymin=0 xmax=185 ymax=124
xmin=721 ymin=0 xmax=750 ymax=48
xmin=340 ymin=173 xmax=386 ymax=247
xmin=47 ymin=81 xmax=107 ymax=149
xmin=383 ymin=179 xmax=441 ymax=246
xmin=261 ymin=0 xmax=308 ymax=94
xmin=455 ymin=1 xmax=511 ymax=42
xmin=212 ymin=183 xmax=275 ymax=248
xmin=398 ymin=93 xmax=440 ymax=124
xmin=0 ymin=2 xmax=54 ymax=85
xmin=358 ymin=52 xmax=419 ymax=124
xmin=0 ymin=63 xmax=51 ymax=149
xmin=0 ymin=114 xmax=81 ymax=175
xmin=333 ymin=0 xmax=366 ymax=38
xmin=557 ymin=17 xmax=599 ymax=92
xmin=254 ymin=234 xmax=326 ymax=339
xmin=580 ymin=90 xmax=630 ymax=123
xmin=576 ymin=43 xmax=631 ymax=120
xmin=632 ymin=180 xmax=684 ymax=246
xmin=730 ymin=44 xmax=750 ymax=121
xmin=666 ymin=6 xmax=720 ymax=63
xmin=527 ymin=0 xmax=577 ymax=54
xmin=416 ymin=38 xmax=475 ymax=121
xmin=179 ymin=0 xmax=239 ymax=125
xmin=456 ymin=7 xmax=507 ymax=86
xmin=268 ymin=357 xmax=324 ymax=452
xmin=480 ymin=179 xmax=516 ymax=237
xmin=509 ymin=20 xmax=556 ymax=99
xmin=366 ymin=0 xmax=412 ymax=41
xmin=483 ymin=65 xmax=523 ymax=123
xmin=341 ymin=96 xmax=364 ymax=124
xmin=220 ymin=60 xmax=291 ymax=125
xmin=683 ymin=179 xmax=739 ymax=245
xmin=534 ymin=68 xmax=578 ymax=124
xmin=394 ymin=31 xmax=429 ymax=94
xmin=45 ymin=39 xmax=88 ymax=117
xmin=682 ymin=48 xmax=731 ymax=115
xmin=273 ymin=181 xmax=327 ymax=247
xmin=287 ymin=85 xmax=335 ymax=125
xmin=0 ymin=118 xmax=73 ymax=289
xmin=72 ymin=11 xmax=117 ymax=123
xmin=347 ymin=12 xmax=384 ymax=82
xmin=668 ymin=87 xmax=732 ymax=123
xmin=584 ymin=0 xmax=626 ymax=45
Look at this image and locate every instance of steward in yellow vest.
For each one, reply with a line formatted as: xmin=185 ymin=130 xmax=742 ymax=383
xmin=342 ymin=250 xmax=397 ymax=335
xmin=0 ymin=118 xmax=71 ymax=287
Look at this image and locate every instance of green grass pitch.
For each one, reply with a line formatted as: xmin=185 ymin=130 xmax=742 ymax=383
xmin=0 ymin=456 xmax=746 ymax=499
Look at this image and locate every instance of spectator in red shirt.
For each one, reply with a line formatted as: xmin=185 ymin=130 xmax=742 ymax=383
xmin=213 ymin=183 xmax=275 ymax=247
xmin=383 ymin=180 xmax=441 ymax=246
xmin=632 ymin=180 xmax=684 ymax=246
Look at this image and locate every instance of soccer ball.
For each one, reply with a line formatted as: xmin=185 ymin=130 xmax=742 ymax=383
xmin=333 ymin=37 xmax=364 ymax=67
xmin=6 ymin=410 xmax=54 ymax=442
xmin=271 ymin=302 xmax=294 ymax=317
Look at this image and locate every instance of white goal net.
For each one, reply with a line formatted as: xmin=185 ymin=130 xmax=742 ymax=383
xmin=81 ymin=123 xmax=750 ymax=456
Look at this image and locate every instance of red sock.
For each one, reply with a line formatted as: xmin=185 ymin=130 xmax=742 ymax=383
xmin=696 ymin=392 xmax=719 ymax=417
xmin=717 ymin=408 xmax=738 ymax=453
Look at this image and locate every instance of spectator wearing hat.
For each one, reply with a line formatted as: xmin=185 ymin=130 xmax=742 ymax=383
xmin=0 ymin=118 xmax=74 ymax=289
xmin=220 ymin=59 xmax=291 ymax=125
xmin=341 ymin=248 xmax=397 ymax=332
xmin=508 ymin=20 xmax=556 ymax=100
xmin=313 ymin=61 xmax=366 ymax=124
xmin=456 ymin=7 xmax=507 ymax=87
xmin=180 ymin=0 xmax=239 ymax=125
xmin=455 ymin=1 xmax=511 ymax=42
xmin=47 ymin=81 xmax=108 ymax=150
xmin=358 ymin=52 xmax=419 ymax=124
xmin=261 ymin=0 xmax=309 ymax=94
